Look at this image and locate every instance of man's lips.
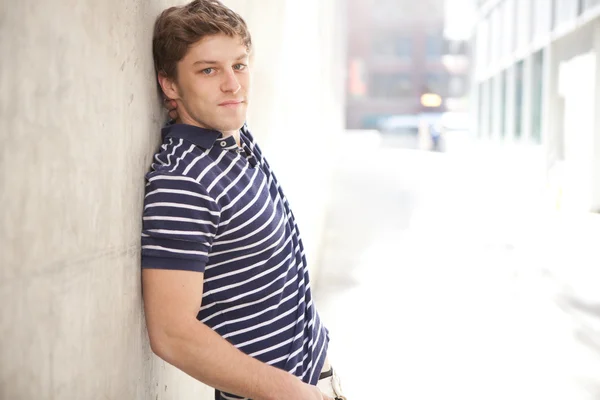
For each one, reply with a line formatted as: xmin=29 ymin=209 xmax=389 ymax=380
xmin=219 ymin=100 xmax=244 ymax=106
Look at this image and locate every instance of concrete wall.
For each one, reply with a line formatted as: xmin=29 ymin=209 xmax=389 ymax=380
xmin=0 ymin=0 xmax=344 ymax=399
xmin=546 ymin=19 xmax=600 ymax=213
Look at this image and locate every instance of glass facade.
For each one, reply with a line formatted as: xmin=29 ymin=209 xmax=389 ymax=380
xmin=583 ymin=0 xmax=600 ymax=11
xmin=488 ymin=78 xmax=494 ymax=137
xmin=554 ymin=0 xmax=579 ymax=27
xmin=514 ymin=60 xmax=524 ymax=139
xmin=425 ymin=32 xmax=444 ymax=60
xmin=473 ymin=0 xmax=600 ymax=146
xmin=478 ymin=82 xmax=485 ymax=138
xmin=531 ymin=50 xmax=544 ymax=144
xmin=500 ymin=70 xmax=507 ymax=138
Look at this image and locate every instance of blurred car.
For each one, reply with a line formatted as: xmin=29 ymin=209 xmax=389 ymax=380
xmin=377 ymin=115 xmax=418 ymax=134
xmin=440 ymin=111 xmax=470 ymax=133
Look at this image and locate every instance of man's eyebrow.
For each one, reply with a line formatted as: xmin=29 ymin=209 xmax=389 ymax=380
xmin=193 ymin=60 xmax=217 ymax=65
xmin=193 ymin=54 xmax=249 ymax=65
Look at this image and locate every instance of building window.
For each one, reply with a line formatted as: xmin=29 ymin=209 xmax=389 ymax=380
xmin=425 ymin=34 xmax=444 ymax=60
xmin=514 ymin=60 xmax=524 ymax=139
xmin=370 ymin=73 xmax=413 ymax=98
xmin=478 ymin=82 xmax=485 ymax=138
xmin=531 ymin=50 xmax=544 ymax=144
xmin=448 ymin=75 xmax=467 ymax=97
xmin=554 ymin=0 xmax=579 ymax=28
xmin=532 ymin=0 xmax=552 ymax=40
xmin=395 ymin=37 xmax=412 ymax=58
xmin=372 ymin=33 xmax=412 ymax=59
xmin=500 ymin=70 xmax=507 ymax=138
xmin=479 ymin=79 xmax=493 ymax=138
xmin=445 ymin=40 xmax=468 ymax=56
xmin=488 ymin=78 xmax=494 ymax=138
xmin=425 ymin=73 xmax=448 ymax=96
xmin=582 ymin=0 xmax=600 ymax=12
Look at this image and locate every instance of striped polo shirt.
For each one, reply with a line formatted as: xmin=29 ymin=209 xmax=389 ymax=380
xmin=141 ymin=123 xmax=329 ymax=399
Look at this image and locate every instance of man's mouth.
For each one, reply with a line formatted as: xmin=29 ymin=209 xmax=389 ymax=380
xmin=219 ymin=100 xmax=244 ymax=107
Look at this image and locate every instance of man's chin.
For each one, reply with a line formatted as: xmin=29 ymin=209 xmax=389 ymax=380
xmin=217 ymin=118 xmax=246 ymax=133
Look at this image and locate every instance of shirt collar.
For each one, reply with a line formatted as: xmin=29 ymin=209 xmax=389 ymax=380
xmin=161 ymin=123 xmax=222 ymax=149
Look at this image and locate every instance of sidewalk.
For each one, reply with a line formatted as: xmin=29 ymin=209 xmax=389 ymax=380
xmin=312 ymin=131 xmax=600 ymax=400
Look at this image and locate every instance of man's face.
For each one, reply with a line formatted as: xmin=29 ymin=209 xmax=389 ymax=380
xmin=161 ymin=34 xmax=251 ymax=134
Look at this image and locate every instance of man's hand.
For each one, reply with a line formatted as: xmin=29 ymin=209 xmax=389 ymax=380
xmin=319 ymin=389 xmax=334 ymax=400
xmin=298 ymin=382 xmax=333 ymax=400
xmin=164 ymin=98 xmax=178 ymax=121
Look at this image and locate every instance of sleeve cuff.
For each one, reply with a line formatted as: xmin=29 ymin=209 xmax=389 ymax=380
xmin=141 ymin=255 xmax=206 ymax=273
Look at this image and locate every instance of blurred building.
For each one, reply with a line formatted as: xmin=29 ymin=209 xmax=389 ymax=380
xmin=471 ymin=0 xmax=600 ymax=213
xmin=345 ymin=0 xmax=471 ymax=131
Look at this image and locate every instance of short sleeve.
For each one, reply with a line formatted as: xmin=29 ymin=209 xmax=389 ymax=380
xmin=141 ymin=172 xmax=220 ymax=273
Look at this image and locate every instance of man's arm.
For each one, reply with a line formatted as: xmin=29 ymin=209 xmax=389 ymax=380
xmin=142 ymin=268 xmax=330 ymax=400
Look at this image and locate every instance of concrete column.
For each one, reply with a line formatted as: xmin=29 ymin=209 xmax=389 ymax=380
xmin=558 ymin=50 xmax=596 ymax=212
xmin=592 ymin=20 xmax=600 ymax=212
xmin=0 ymin=1 xmax=215 ymax=398
xmin=544 ymin=40 xmax=567 ymax=210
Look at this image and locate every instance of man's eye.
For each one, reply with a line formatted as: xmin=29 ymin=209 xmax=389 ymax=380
xmin=233 ymin=64 xmax=246 ymax=71
xmin=201 ymin=68 xmax=214 ymax=75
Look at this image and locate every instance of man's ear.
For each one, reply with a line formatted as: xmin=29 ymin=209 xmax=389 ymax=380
xmin=158 ymin=72 xmax=180 ymax=100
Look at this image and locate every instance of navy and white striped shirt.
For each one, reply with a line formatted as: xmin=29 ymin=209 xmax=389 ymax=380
xmin=141 ymin=123 xmax=329 ymax=399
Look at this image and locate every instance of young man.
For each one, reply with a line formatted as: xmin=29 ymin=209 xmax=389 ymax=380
xmin=142 ymin=1 xmax=345 ymax=399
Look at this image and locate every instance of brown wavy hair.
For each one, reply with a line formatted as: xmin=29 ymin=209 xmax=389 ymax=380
xmin=153 ymin=0 xmax=252 ymax=79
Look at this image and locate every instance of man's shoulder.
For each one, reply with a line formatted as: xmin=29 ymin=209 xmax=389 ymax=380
xmin=149 ymin=136 xmax=215 ymax=176
xmin=144 ymin=166 xmax=217 ymax=203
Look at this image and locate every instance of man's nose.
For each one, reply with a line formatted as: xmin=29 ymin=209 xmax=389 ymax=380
xmin=221 ymin=68 xmax=241 ymax=94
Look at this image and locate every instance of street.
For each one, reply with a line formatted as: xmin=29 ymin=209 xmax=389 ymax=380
xmin=313 ymin=131 xmax=600 ymax=400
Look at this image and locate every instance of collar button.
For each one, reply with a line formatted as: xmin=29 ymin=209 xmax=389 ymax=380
xmin=220 ymin=141 xmax=227 ymax=148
